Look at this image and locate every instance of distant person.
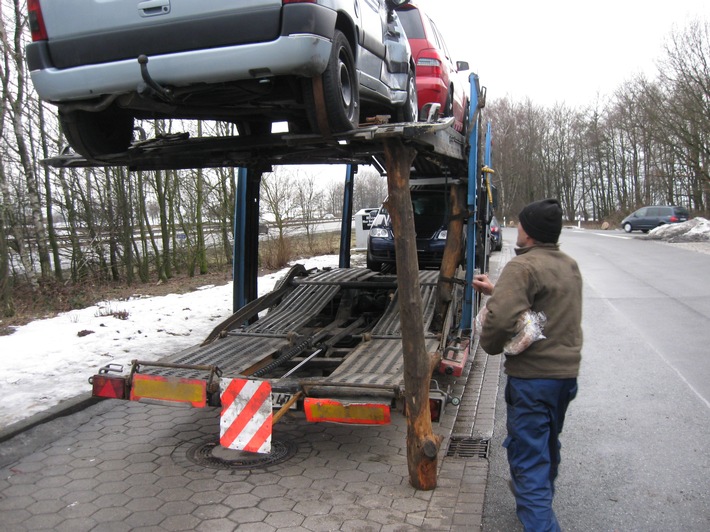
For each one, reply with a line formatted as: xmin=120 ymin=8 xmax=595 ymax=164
xmin=473 ymin=198 xmax=583 ymax=532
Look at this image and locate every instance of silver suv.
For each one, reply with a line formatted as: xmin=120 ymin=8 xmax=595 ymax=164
xmin=26 ymin=0 xmax=417 ymax=159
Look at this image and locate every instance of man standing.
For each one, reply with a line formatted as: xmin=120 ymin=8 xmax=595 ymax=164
xmin=473 ymin=198 xmax=583 ymax=532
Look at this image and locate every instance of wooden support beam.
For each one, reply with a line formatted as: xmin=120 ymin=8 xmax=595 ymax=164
xmin=383 ymin=138 xmax=442 ymax=491
xmin=434 ymin=184 xmax=466 ymax=330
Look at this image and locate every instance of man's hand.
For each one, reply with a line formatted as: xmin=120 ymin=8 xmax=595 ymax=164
xmin=472 ymin=274 xmax=494 ymax=296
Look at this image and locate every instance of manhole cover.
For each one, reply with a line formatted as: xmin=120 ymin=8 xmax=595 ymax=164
xmin=186 ymin=439 xmax=297 ymax=470
xmin=446 ymin=437 xmax=490 ymax=459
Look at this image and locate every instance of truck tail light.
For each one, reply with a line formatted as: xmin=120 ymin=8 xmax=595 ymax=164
xmin=27 ymin=0 xmax=48 ymax=41
xmin=428 ymin=381 xmax=460 ymax=422
xmin=429 ymin=397 xmax=443 ymax=422
xmin=91 ymin=374 xmax=126 ymax=400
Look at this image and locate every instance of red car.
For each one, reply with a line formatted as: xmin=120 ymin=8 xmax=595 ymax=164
xmin=395 ymin=3 xmax=470 ymax=133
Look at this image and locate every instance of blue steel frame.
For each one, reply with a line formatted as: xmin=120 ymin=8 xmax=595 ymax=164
xmin=233 ymin=167 xmax=249 ymax=311
xmin=461 ymin=73 xmax=480 ymax=330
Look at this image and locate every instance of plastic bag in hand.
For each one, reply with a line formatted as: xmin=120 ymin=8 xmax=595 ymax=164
xmin=504 ymin=310 xmax=547 ymax=355
xmin=475 ymin=306 xmax=547 ymax=356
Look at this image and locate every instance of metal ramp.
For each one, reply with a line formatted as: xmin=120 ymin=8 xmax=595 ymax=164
xmin=142 ymin=268 xmax=376 ymax=379
xmin=135 ymin=268 xmax=444 ymax=401
xmin=310 ymin=270 xmax=440 ymax=394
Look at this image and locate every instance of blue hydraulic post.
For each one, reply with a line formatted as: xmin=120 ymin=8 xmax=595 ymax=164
xmin=233 ymin=167 xmax=248 ymax=312
xmin=339 ymin=165 xmax=356 ymax=268
xmin=462 ymin=73 xmax=480 ymax=330
xmin=485 ymin=121 xmax=492 ymax=168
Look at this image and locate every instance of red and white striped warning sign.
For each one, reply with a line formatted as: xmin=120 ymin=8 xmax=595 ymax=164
xmin=219 ymin=378 xmax=272 ymax=454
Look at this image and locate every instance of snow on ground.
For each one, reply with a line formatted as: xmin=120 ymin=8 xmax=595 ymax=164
xmin=0 ymin=255 xmax=344 ymax=429
xmin=1 ymin=218 xmax=708 ymax=430
xmin=647 ymin=217 xmax=710 ymax=242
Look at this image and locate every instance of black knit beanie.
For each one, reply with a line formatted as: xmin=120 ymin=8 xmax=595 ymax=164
xmin=519 ymin=199 xmax=563 ymax=243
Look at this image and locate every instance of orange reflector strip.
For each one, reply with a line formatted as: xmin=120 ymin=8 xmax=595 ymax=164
xmin=304 ymin=398 xmax=390 ymax=425
xmin=92 ymin=375 xmax=126 ymax=399
xmin=130 ymin=374 xmax=207 ymax=407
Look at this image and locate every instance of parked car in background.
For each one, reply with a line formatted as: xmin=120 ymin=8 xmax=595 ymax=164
xmin=489 ymin=215 xmax=502 ymax=251
xmin=394 ymin=2 xmax=469 ymax=133
xmin=26 ymin=0 xmax=417 ymax=160
xmin=621 ymin=205 xmax=690 ymax=233
xmin=366 ymin=185 xmax=461 ymax=271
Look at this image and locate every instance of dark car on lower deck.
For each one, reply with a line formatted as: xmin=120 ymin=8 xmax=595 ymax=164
xmin=366 ymin=187 xmax=456 ymax=271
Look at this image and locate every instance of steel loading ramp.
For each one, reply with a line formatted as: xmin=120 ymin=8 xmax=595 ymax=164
xmin=135 ymin=268 xmax=373 ymax=380
xmin=128 ymin=269 xmax=442 ymax=402
xmin=305 ymin=270 xmax=440 ymax=396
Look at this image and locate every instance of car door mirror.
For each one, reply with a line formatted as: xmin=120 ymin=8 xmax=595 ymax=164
xmin=456 ymin=61 xmax=469 ymax=72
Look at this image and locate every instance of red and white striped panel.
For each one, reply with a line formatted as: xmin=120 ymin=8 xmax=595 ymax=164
xmin=219 ymin=378 xmax=272 ymax=454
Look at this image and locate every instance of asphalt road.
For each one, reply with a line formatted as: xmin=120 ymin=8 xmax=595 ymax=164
xmin=483 ymin=228 xmax=710 ymax=531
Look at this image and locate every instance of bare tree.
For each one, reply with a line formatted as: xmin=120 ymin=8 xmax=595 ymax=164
xmin=353 ymin=166 xmax=386 ymax=211
xmin=294 ymin=172 xmax=323 ymax=252
xmin=260 ymin=167 xmax=296 ymax=268
xmin=324 ymin=179 xmax=343 ymax=217
xmin=2 ymin=0 xmax=51 ymax=278
xmin=647 ymin=20 xmax=710 ymax=212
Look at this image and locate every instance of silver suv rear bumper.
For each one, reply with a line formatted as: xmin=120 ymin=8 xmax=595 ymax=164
xmin=30 ymin=35 xmax=332 ymax=103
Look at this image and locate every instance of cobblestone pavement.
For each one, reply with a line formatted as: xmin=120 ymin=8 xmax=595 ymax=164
xmin=0 ymin=349 xmax=500 ymax=532
xmin=0 ymin=254 xmax=507 ymax=532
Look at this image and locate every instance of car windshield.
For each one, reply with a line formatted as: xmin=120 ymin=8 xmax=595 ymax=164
xmin=372 ymin=190 xmax=449 ymax=231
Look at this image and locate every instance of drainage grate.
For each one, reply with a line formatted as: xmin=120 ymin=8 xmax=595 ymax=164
xmin=186 ymin=439 xmax=298 ymax=470
xmin=446 ymin=437 xmax=490 ymax=459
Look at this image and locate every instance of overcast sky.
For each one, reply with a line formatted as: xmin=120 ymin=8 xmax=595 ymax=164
xmin=415 ymin=0 xmax=710 ymax=107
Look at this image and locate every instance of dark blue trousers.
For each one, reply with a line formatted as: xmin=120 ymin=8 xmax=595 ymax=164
xmin=504 ymin=377 xmax=578 ymax=532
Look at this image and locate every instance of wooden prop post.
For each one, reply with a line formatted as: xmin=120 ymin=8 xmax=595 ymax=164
xmin=383 ymin=138 xmax=442 ymax=490
xmin=434 ymin=184 xmax=466 ymax=329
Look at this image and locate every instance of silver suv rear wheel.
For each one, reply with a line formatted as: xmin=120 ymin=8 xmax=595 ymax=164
xmin=59 ymin=107 xmax=134 ymax=160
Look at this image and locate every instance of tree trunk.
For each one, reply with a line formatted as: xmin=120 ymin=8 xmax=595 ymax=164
xmin=56 ymin=170 xmax=87 ymax=281
xmin=218 ymin=167 xmax=235 ymax=265
xmin=79 ymin=168 xmax=109 ymax=278
xmin=116 ymin=166 xmax=134 ymax=285
xmin=37 ymin=103 xmax=64 ymax=281
xmin=383 ymin=138 xmax=441 ymax=490
xmin=195 ymin=122 xmax=208 ymax=274
xmin=0 ymin=165 xmax=37 ymax=287
xmin=152 ymin=168 xmax=170 ymax=281
xmin=135 ymin=171 xmax=151 ymax=282
xmin=196 ymin=169 xmax=208 ymax=275
xmin=4 ymin=2 xmax=51 ymax=279
xmin=0 ymin=194 xmax=14 ymax=317
xmin=101 ymin=169 xmax=118 ymax=281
